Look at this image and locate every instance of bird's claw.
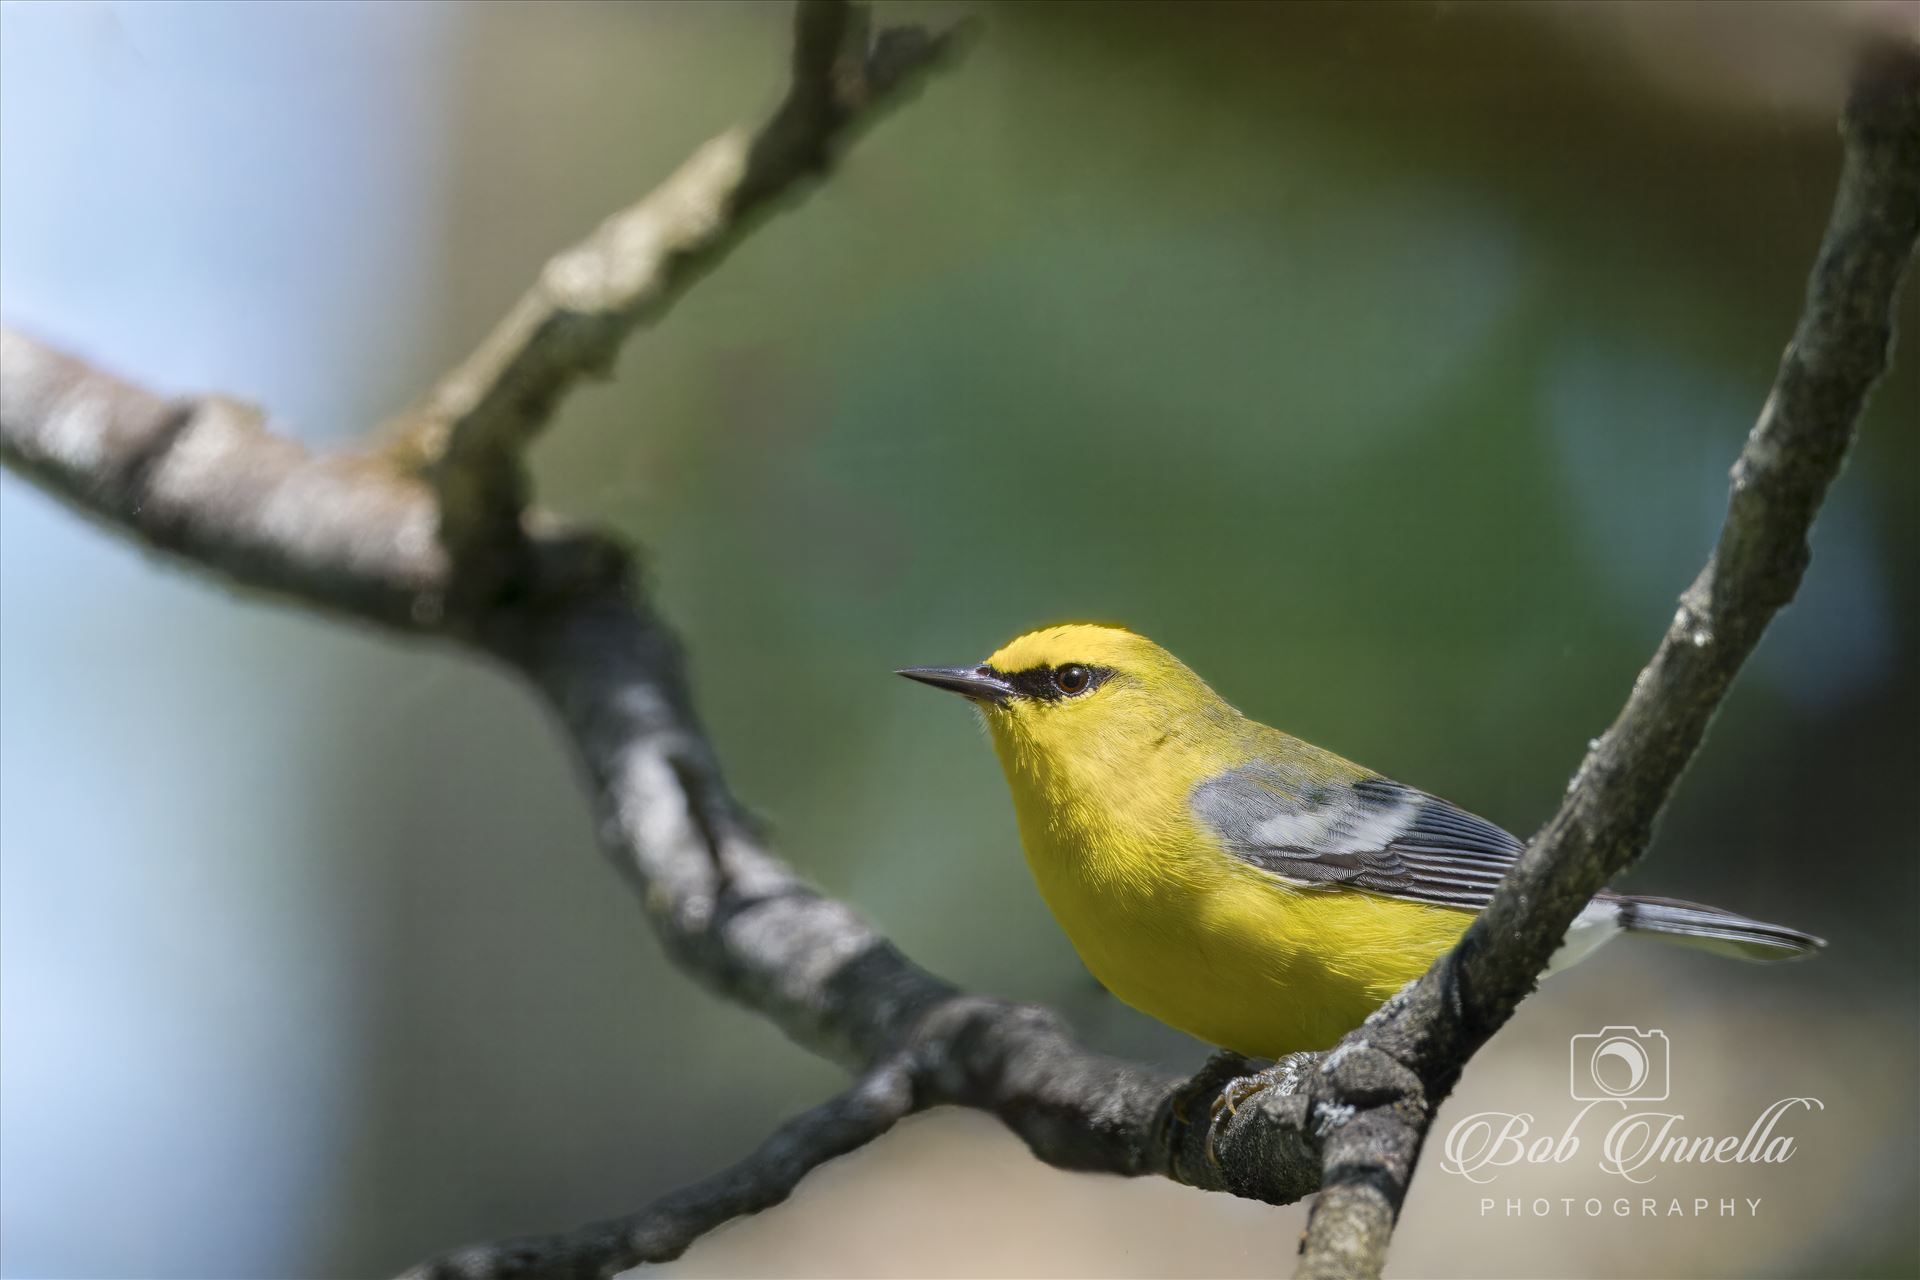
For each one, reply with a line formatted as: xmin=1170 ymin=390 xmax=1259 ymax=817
xmin=1204 ymin=1053 xmax=1318 ymax=1169
xmin=1169 ymin=1051 xmax=1320 ymax=1173
xmin=1165 ymin=1049 xmax=1257 ymax=1173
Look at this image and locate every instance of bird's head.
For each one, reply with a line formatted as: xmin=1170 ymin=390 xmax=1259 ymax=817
xmin=898 ymin=624 xmax=1238 ymax=791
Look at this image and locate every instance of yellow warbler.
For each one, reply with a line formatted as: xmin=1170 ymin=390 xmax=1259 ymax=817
xmin=900 ymin=624 xmax=1822 ymax=1058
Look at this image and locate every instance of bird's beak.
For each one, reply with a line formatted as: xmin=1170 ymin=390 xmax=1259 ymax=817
xmin=895 ymin=664 xmax=1015 ymax=706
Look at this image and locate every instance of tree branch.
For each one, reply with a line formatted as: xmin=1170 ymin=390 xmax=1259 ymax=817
xmin=1292 ymin=43 xmax=1920 ymax=1279
xmin=0 ymin=329 xmax=447 ymax=629
xmin=401 ymin=1061 xmax=918 ymax=1280
xmin=0 ymin=323 xmax=1327 ymax=1250
xmin=3 ymin=9 xmax=1914 ymax=1280
xmin=396 ymin=0 xmax=966 ymax=597
xmin=0 ymin=5 xmax=1322 ymax=1273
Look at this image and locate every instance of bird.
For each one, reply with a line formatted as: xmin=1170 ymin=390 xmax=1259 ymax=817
xmin=898 ymin=623 xmax=1823 ymax=1060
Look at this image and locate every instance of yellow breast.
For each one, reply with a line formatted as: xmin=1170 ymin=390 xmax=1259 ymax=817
xmin=1001 ymin=746 xmax=1471 ymax=1059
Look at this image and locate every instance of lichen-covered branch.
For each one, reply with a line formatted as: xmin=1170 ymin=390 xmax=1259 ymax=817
xmin=3 ymin=8 xmax=1914 ymax=1280
xmin=1292 ymin=43 xmax=1920 ymax=1280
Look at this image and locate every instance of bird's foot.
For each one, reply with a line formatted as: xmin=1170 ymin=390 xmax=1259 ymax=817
xmin=1166 ymin=1049 xmax=1259 ymax=1171
xmin=1167 ymin=1050 xmax=1322 ymax=1176
xmin=1206 ymin=1052 xmax=1318 ymax=1169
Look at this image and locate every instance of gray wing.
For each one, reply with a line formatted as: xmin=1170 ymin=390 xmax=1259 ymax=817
xmin=1191 ymin=764 xmax=1522 ymax=911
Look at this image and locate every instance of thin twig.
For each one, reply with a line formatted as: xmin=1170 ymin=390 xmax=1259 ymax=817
xmin=399 ymin=0 xmax=967 ymax=600
xmin=1293 ymin=42 xmax=1920 ymax=1279
xmin=401 ymin=1062 xmax=918 ymax=1280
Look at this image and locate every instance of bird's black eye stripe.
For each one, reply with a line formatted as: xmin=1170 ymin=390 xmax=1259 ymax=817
xmin=987 ymin=663 xmax=1114 ymax=702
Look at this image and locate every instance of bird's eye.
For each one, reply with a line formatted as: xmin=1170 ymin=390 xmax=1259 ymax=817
xmin=1053 ymin=664 xmax=1092 ymax=695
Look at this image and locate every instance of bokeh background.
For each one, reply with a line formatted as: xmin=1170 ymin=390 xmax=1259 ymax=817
xmin=3 ymin=2 xmax=1917 ymax=1277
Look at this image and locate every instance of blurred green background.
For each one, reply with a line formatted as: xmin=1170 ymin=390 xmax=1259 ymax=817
xmin=2 ymin=3 xmax=1915 ymax=1277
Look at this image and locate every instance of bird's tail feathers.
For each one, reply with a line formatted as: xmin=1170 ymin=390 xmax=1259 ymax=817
xmin=1608 ymin=892 xmax=1824 ymax=962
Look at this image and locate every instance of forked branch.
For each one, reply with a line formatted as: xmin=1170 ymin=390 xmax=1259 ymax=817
xmin=1 ymin=9 xmax=1914 ymax=1280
